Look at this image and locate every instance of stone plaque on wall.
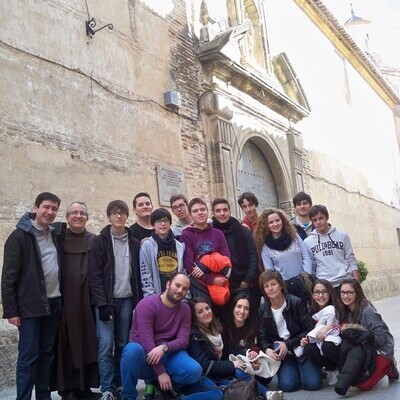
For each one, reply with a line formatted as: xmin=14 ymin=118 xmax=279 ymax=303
xmin=156 ymin=166 xmax=186 ymax=207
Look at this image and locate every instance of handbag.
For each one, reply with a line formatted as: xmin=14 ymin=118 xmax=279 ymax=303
xmin=203 ymin=361 xmax=258 ymax=400
xmin=222 ymin=376 xmax=258 ymax=400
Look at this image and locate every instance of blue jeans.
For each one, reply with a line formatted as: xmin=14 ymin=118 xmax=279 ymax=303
xmin=96 ymin=297 xmax=134 ymax=393
xmin=277 ymin=354 xmax=321 ymax=392
xmin=16 ymin=297 xmax=61 ymax=400
xmin=181 ymin=377 xmax=223 ymax=400
xmin=121 ymin=343 xmax=208 ymax=400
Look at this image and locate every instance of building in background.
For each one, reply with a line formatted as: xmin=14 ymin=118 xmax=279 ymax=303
xmin=0 ymin=0 xmax=399 ymax=309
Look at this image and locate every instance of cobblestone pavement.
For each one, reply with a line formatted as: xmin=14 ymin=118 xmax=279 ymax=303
xmin=1 ymin=296 xmax=399 ymax=399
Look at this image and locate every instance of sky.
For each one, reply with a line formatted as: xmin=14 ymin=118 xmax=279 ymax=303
xmin=323 ymin=0 xmax=400 ymax=66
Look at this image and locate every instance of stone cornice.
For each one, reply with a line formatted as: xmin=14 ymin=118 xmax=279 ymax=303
xmin=294 ymin=0 xmax=400 ymax=108
xmin=198 ymin=51 xmax=310 ymax=122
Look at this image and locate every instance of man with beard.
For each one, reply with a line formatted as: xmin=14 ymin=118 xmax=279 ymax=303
xmin=120 ymin=273 xmax=202 ymax=400
xmin=211 ymin=198 xmax=259 ymax=310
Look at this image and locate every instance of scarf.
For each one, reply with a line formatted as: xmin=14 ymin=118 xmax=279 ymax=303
xmin=152 ymin=230 xmax=176 ymax=252
xmin=265 ymin=231 xmax=293 ymax=251
xmin=212 ymin=217 xmax=247 ymax=266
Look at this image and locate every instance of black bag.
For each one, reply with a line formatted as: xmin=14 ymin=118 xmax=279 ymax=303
xmin=189 ymin=275 xmax=212 ymax=303
xmin=222 ymin=376 xmax=258 ymax=400
xmin=285 ymin=273 xmax=311 ymax=306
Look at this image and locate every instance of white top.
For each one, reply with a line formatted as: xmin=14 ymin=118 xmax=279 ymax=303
xmin=271 ymin=301 xmax=290 ymax=340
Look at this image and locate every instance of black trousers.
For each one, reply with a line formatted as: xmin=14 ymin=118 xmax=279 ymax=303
xmin=303 ymin=341 xmax=340 ymax=371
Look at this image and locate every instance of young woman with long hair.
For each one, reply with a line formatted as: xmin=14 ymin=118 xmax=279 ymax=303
xmin=223 ymin=293 xmax=259 ymax=356
xmin=254 ymin=209 xmax=312 ymax=305
xmin=334 ymin=278 xmax=398 ymax=395
xmin=300 ymin=279 xmax=341 ymax=385
xmin=188 ymin=297 xmax=283 ymax=400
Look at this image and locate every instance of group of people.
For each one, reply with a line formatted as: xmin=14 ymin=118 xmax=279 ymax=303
xmin=1 ymin=190 xmax=398 ymax=400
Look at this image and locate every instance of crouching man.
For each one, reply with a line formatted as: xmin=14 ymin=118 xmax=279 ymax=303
xmin=121 ymin=273 xmax=203 ymax=399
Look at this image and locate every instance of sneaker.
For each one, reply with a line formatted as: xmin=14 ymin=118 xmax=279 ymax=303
xmin=114 ymin=387 xmax=123 ymax=400
xmin=143 ymin=383 xmax=155 ymax=399
xmin=266 ymin=390 xmax=284 ymax=400
xmin=326 ymin=369 xmax=339 ymax=386
xmin=388 ymin=359 xmax=399 ymax=382
xmin=99 ymin=392 xmax=114 ymax=400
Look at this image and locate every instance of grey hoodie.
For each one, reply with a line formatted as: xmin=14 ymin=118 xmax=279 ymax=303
xmin=304 ymin=226 xmax=358 ymax=287
xmin=140 ymin=236 xmax=185 ymax=296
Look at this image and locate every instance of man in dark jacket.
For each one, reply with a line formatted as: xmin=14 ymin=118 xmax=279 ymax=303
xmin=211 ymin=198 xmax=259 ymax=308
xmin=1 ymin=192 xmax=62 ymax=400
xmin=89 ymin=200 xmax=142 ymax=400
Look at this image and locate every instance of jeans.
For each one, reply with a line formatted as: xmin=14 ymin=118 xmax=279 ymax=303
xmin=16 ymin=297 xmax=61 ymax=400
xmin=180 ymin=377 xmax=223 ymax=400
xmin=96 ymin=297 xmax=134 ymax=393
xmin=277 ymin=353 xmax=321 ymax=392
xmin=121 ymin=343 xmax=204 ymax=400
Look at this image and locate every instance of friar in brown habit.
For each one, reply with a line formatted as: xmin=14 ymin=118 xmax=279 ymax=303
xmin=53 ymin=202 xmax=99 ymax=400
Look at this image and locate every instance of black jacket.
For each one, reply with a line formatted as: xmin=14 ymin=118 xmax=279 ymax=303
xmin=1 ymin=213 xmax=63 ymax=319
xmin=335 ymin=324 xmax=376 ymax=395
xmin=258 ymin=294 xmax=313 ymax=352
xmin=290 ymin=217 xmax=315 ymax=241
xmin=212 ymin=217 xmax=259 ymax=288
xmin=89 ymin=225 xmax=142 ymax=308
xmin=187 ymin=324 xmax=235 ymax=380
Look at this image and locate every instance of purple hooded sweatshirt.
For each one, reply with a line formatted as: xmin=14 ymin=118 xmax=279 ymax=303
xmin=180 ymin=224 xmax=230 ymax=285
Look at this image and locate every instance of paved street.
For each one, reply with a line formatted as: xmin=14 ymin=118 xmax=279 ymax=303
xmin=1 ymin=296 xmax=399 ymax=399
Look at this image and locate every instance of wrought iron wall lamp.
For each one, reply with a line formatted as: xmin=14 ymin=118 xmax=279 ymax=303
xmin=85 ymin=18 xmax=113 ymax=38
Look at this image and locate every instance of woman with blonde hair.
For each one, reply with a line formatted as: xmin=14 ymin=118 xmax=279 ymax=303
xmin=254 ymin=209 xmax=312 ymax=305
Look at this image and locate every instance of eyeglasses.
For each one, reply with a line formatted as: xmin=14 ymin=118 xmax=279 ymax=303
xmin=110 ymin=211 xmax=127 ymax=217
xmin=340 ymin=290 xmax=356 ymax=297
xmin=69 ymin=210 xmax=87 ymax=217
xmin=172 ymin=203 xmax=186 ymax=211
xmin=312 ymin=290 xmax=329 ymax=296
xmin=155 ymin=218 xmax=170 ymax=225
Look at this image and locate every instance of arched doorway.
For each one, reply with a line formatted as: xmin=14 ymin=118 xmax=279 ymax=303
xmin=237 ymin=140 xmax=278 ymax=211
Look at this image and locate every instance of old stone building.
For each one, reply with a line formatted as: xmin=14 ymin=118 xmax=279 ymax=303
xmin=1 ymin=0 xmax=400 ymax=389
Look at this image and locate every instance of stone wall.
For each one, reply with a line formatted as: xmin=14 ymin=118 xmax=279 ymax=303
xmin=0 ymin=314 xmax=17 ymax=390
xmin=0 ymin=0 xmax=210 ymax=264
